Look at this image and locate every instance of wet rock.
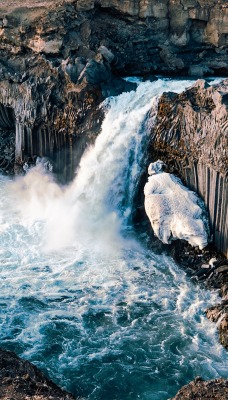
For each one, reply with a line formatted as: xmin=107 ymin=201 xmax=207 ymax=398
xmin=215 ymin=265 xmax=228 ymax=275
xmin=220 ymin=283 xmax=228 ymax=299
xmin=98 ymin=45 xmax=115 ymax=64
xmin=172 ymin=377 xmax=228 ymax=399
xmin=188 ymin=65 xmax=213 ymax=77
xmin=0 ymin=347 xmax=76 ymax=399
xmin=206 ymin=302 xmax=228 ymax=348
xmin=159 ymin=47 xmax=185 ymax=71
xmin=78 ymin=59 xmax=110 ymax=85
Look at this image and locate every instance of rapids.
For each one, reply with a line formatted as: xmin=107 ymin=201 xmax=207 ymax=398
xmin=0 ymin=78 xmax=227 ymax=400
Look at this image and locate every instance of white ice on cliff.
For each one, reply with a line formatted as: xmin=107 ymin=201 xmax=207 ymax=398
xmin=144 ymin=160 xmax=209 ymax=249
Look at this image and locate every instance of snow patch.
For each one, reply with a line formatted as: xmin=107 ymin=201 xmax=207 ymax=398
xmin=144 ymin=160 xmax=209 ymax=249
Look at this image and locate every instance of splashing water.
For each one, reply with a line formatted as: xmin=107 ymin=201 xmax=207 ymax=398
xmin=0 ymin=78 xmax=227 ymax=400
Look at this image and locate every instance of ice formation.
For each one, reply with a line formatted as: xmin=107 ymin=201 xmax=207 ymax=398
xmin=144 ymin=160 xmax=209 ymax=249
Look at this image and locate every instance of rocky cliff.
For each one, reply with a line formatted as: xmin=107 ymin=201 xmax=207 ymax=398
xmin=1 ymin=0 xmax=228 ymax=76
xmin=0 ymin=55 xmax=112 ymax=180
xmin=0 ymin=0 xmax=227 ymax=177
xmin=148 ymin=79 xmax=228 ymax=257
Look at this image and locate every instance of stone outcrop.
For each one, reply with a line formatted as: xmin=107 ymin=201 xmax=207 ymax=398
xmin=172 ymin=377 xmax=228 ymax=400
xmin=206 ymin=296 xmax=228 ymax=348
xmin=0 ymin=60 xmax=106 ymax=179
xmin=1 ymin=0 xmax=227 ymax=76
xmin=0 ymin=53 xmax=133 ymax=181
xmin=149 ymin=79 xmax=228 ymax=258
xmin=0 ymin=347 xmax=76 ymax=399
xmin=0 ymin=1 xmax=136 ymax=179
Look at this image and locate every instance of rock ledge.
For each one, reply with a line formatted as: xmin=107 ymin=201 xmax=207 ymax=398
xmin=0 ymin=348 xmax=77 ymax=400
xmin=172 ymin=377 xmax=228 ymax=399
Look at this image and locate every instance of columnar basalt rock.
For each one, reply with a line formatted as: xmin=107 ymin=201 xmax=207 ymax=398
xmin=0 ymin=59 xmax=106 ymax=179
xmin=0 ymin=47 xmax=133 ymax=179
xmin=149 ymin=79 xmax=228 ymax=258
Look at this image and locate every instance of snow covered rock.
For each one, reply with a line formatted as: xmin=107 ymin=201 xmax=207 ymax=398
xmin=144 ymin=160 xmax=209 ymax=249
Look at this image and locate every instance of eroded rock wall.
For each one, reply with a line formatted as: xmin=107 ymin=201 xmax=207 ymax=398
xmin=0 ymin=58 xmax=106 ymax=179
xmin=0 ymin=0 xmax=227 ymax=177
xmin=0 ymin=1 xmax=228 ymax=76
xmin=149 ymin=79 xmax=228 ymax=257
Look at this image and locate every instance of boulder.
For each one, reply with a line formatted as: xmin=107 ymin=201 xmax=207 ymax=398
xmin=206 ymin=301 xmax=228 ymax=348
xmin=0 ymin=348 xmax=76 ymax=399
xmin=172 ymin=377 xmax=228 ymax=400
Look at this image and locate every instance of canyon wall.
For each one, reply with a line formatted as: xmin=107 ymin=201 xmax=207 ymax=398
xmin=149 ymin=79 xmax=228 ymax=256
xmin=1 ymin=0 xmax=228 ymax=76
xmin=0 ymin=0 xmax=227 ymax=175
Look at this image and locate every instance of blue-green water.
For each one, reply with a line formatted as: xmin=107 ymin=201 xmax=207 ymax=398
xmin=0 ymin=79 xmax=227 ymax=399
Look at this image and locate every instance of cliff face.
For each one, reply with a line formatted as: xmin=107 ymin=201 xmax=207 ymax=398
xmin=0 ymin=0 xmax=137 ymax=178
xmin=0 ymin=0 xmax=227 ymax=177
xmin=1 ymin=0 xmax=227 ymax=76
xmin=149 ymin=79 xmax=228 ymax=257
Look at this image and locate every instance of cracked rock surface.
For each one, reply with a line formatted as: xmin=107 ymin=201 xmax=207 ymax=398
xmin=0 ymin=348 xmax=77 ymax=400
xmin=172 ymin=377 xmax=228 ymax=400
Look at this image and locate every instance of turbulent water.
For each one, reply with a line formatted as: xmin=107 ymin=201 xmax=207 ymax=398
xmin=0 ymin=79 xmax=228 ymax=400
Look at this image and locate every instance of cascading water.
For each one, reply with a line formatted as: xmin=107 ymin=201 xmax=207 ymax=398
xmin=0 ymin=78 xmax=228 ymax=400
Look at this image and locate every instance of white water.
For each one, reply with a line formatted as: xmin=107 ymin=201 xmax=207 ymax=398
xmin=5 ymin=79 xmax=194 ymax=254
xmin=0 ymin=79 xmax=228 ymax=400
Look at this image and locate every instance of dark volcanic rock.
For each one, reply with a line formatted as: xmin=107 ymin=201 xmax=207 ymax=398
xmin=172 ymin=377 xmax=228 ymax=400
xmin=0 ymin=53 xmax=134 ymax=181
xmin=1 ymin=0 xmax=228 ymax=76
xmin=148 ymin=79 xmax=228 ymax=258
xmin=206 ymin=301 xmax=228 ymax=348
xmin=171 ymin=241 xmax=228 ymax=349
xmin=0 ymin=1 xmax=137 ymax=180
xmin=0 ymin=347 xmax=77 ymax=399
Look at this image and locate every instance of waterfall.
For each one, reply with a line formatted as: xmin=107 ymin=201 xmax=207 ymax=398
xmin=71 ymin=79 xmax=194 ymax=219
xmin=7 ymin=79 xmax=194 ymax=253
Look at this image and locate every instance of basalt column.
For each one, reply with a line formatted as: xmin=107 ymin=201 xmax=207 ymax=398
xmin=0 ymin=103 xmax=15 ymax=173
xmin=149 ymin=79 xmax=228 ymax=257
